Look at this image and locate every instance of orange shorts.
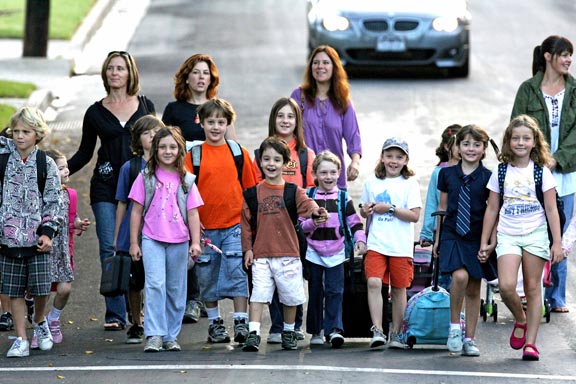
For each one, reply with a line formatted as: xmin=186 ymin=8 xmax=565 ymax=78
xmin=364 ymin=250 xmax=413 ymax=288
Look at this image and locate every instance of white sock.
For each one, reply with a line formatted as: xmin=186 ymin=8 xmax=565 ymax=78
xmin=233 ymin=312 xmax=248 ymax=321
xmin=463 ymin=337 xmax=472 ymax=343
xmin=283 ymin=322 xmax=295 ymax=332
xmin=47 ymin=307 xmax=62 ymax=323
xmin=450 ymin=323 xmax=462 ymax=332
xmin=206 ymin=307 xmax=220 ymax=323
xmin=248 ymin=321 xmax=261 ymax=335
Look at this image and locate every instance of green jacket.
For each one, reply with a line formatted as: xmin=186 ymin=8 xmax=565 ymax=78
xmin=511 ymin=71 xmax=576 ymax=173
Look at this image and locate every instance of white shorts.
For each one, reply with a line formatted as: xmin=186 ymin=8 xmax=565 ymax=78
xmin=250 ymin=257 xmax=306 ymax=306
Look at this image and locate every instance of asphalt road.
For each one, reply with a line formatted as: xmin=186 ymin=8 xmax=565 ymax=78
xmin=2 ymin=0 xmax=576 ymax=383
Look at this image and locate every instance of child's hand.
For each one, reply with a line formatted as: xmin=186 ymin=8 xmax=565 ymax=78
xmin=244 ymin=250 xmax=254 ymax=270
xmin=432 ymin=241 xmax=439 ymax=258
xmin=74 ymin=217 xmax=90 ymax=235
xmin=37 ymin=235 xmax=52 ymax=253
xmin=420 ymin=238 xmax=432 ymax=247
xmin=312 ymin=207 xmax=329 ymax=225
xmin=129 ymin=244 xmax=142 ymax=261
xmin=189 ymin=242 xmax=202 ymax=265
xmin=356 ymin=241 xmax=367 ymax=255
xmin=551 ymin=243 xmax=565 ymax=265
xmin=361 ymin=202 xmax=376 ymax=216
xmin=477 ymin=243 xmax=491 ymax=263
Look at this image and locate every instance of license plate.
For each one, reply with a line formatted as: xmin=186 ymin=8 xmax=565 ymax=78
xmin=376 ymin=36 xmax=406 ymax=52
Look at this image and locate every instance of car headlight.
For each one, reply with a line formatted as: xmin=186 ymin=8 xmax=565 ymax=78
xmin=322 ymin=15 xmax=350 ymax=32
xmin=432 ymin=17 xmax=459 ymax=33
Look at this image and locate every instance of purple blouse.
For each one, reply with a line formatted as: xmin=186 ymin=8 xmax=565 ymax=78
xmin=290 ymin=87 xmax=362 ymax=188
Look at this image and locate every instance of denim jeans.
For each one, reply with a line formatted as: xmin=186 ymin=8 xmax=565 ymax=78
xmin=92 ymin=202 xmax=126 ymax=325
xmin=305 ymin=262 xmax=344 ymax=335
xmin=545 ymin=193 xmax=574 ymax=308
xmin=141 ymin=235 xmax=188 ymax=341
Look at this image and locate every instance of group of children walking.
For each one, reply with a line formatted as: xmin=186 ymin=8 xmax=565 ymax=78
xmin=0 ymin=100 xmax=569 ymax=363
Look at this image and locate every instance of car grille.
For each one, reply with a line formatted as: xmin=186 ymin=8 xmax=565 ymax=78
xmin=363 ymin=19 xmax=419 ymax=32
xmin=347 ymin=48 xmax=435 ymax=62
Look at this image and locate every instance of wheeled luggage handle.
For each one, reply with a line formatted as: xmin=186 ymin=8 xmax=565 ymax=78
xmin=431 ymin=211 xmax=446 ymax=292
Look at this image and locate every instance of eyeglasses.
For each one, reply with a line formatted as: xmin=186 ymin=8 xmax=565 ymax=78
xmin=107 ymin=51 xmax=131 ymax=58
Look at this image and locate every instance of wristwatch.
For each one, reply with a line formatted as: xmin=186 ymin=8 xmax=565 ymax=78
xmin=388 ymin=204 xmax=396 ymax=215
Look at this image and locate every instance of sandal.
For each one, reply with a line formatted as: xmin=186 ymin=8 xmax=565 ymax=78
xmin=510 ymin=321 xmax=527 ymax=350
xmin=104 ymin=322 xmax=125 ymax=331
xmin=522 ymin=343 xmax=539 ymax=361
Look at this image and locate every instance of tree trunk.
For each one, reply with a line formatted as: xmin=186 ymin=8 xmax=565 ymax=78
xmin=22 ymin=0 xmax=50 ymax=57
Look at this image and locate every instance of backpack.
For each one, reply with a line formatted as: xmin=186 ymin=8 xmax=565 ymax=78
xmin=0 ymin=150 xmax=47 ymax=199
xmin=128 ymin=156 xmax=142 ymax=188
xmin=141 ymin=169 xmax=197 ymax=225
xmin=254 ymin=147 xmax=309 ymax=187
xmin=243 ymin=183 xmax=308 ymax=272
xmin=189 ymin=140 xmax=244 ymax=188
xmin=497 ymin=162 xmax=566 ymax=245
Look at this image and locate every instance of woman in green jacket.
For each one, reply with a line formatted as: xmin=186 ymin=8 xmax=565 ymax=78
xmin=511 ymin=35 xmax=575 ymax=314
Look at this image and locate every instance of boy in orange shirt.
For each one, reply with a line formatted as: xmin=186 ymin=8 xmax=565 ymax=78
xmin=184 ymin=98 xmax=257 ymax=344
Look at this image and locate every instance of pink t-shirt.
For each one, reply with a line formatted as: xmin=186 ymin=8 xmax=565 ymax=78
xmin=129 ymin=167 xmax=203 ymax=243
xmin=486 ymin=161 xmax=556 ymax=236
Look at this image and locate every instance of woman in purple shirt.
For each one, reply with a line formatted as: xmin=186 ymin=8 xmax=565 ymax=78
xmin=291 ymin=45 xmax=362 ymax=189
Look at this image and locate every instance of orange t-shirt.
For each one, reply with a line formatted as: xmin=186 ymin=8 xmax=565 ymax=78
xmin=184 ymin=142 xmax=257 ymax=229
xmin=252 ymin=137 xmax=315 ymax=188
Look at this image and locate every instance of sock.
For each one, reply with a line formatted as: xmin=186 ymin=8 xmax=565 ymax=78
xmin=450 ymin=322 xmax=462 ymax=332
xmin=47 ymin=307 xmax=62 ymax=323
xmin=233 ymin=312 xmax=248 ymax=322
xmin=249 ymin=321 xmax=261 ymax=335
xmin=463 ymin=337 xmax=472 ymax=343
xmin=283 ymin=322 xmax=295 ymax=332
xmin=206 ymin=307 xmax=220 ymax=323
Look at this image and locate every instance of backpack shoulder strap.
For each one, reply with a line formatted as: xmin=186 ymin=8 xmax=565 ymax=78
xmin=283 ymin=182 xmax=298 ymax=225
xmin=338 ymin=189 xmax=353 ymax=241
xmin=254 ymin=148 xmax=263 ymax=175
xmin=190 ymin=143 xmax=202 ymax=184
xmin=142 ymin=170 xmax=156 ymax=217
xmin=129 ymin=157 xmax=141 ymax=187
xmin=176 ymin=173 xmax=197 ymax=224
xmin=497 ymin=162 xmax=507 ymax=208
xmin=243 ymin=186 xmax=258 ymax=235
xmin=298 ymin=148 xmax=308 ymax=187
xmin=306 ymin=186 xmax=316 ymax=198
xmin=533 ymin=163 xmax=545 ymax=208
xmin=36 ymin=149 xmax=47 ymax=195
xmin=226 ymin=139 xmax=244 ymax=188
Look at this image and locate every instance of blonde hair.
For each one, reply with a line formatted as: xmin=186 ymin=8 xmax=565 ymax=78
xmin=312 ymin=150 xmax=341 ymax=173
xmin=8 ymin=107 xmax=49 ymax=143
xmin=101 ymin=51 xmax=141 ymax=95
xmin=500 ymin=115 xmax=551 ymax=166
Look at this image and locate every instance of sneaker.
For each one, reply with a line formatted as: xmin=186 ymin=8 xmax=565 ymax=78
xmin=462 ymin=339 xmax=480 ymax=356
xmin=6 ymin=337 xmax=29 ymax=358
xmin=126 ymin=324 xmax=144 ymax=344
xmin=242 ymin=331 xmax=261 ymax=352
xmin=281 ymin=330 xmax=298 ymax=350
xmin=234 ymin=318 xmax=249 ymax=343
xmin=388 ymin=331 xmax=406 ymax=349
xmin=0 ymin=312 xmax=14 ymax=331
xmin=447 ymin=328 xmax=463 ymax=353
xmin=267 ymin=333 xmax=282 ymax=344
xmin=294 ymin=327 xmax=305 ymax=341
xmin=199 ymin=301 xmax=208 ymax=318
xmin=162 ymin=340 xmax=181 ymax=351
xmin=310 ymin=334 xmax=325 ymax=345
xmin=35 ymin=320 xmax=53 ymax=351
xmin=49 ymin=320 xmax=63 ymax=344
xmin=25 ymin=297 xmax=34 ymax=324
xmin=329 ymin=330 xmax=345 ymax=349
xmin=369 ymin=325 xmax=387 ymax=348
xmin=144 ymin=336 xmax=163 ymax=352
xmin=208 ymin=318 xmax=230 ymax=343
xmin=183 ymin=300 xmax=201 ymax=324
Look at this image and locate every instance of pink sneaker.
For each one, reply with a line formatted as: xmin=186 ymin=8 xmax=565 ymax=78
xmin=49 ymin=320 xmax=62 ymax=344
xmin=30 ymin=329 xmax=38 ymax=349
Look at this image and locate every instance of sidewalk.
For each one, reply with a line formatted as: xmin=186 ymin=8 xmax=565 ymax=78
xmin=0 ymin=0 xmax=149 ymax=117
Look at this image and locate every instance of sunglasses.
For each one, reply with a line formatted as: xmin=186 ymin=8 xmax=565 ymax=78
xmin=107 ymin=51 xmax=131 ymax=58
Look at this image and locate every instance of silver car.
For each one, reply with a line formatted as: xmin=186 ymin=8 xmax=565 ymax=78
xmin=306 ymin=0 xmax=471 ymax=77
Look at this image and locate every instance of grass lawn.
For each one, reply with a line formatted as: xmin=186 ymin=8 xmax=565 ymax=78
xmin=0 ymin=79 xmax=36 ymax=98
xmin=0 ymin=104 xmax=17 ymax=129
xmin=0 ymin=0 xmax=96 ymax=39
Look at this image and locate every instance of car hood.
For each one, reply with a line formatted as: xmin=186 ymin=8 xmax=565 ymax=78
xmin=314 ymin=0 xmax=470 ymax=19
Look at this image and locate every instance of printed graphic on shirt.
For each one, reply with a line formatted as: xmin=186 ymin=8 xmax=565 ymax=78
xmin=284 ymin=158 xmax=299 ymax=178
xmin=503 ymin=175 xmax=542 ymax=216
xmin=375 ymin=190 xmax=393 ymax=222
xmin=156 ymin=180 xmax=182 ymax=222
xmin=259 ymin=195 xmax=285 ymax=217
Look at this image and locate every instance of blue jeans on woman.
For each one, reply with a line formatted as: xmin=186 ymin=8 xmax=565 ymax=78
xmin=306 ymin=262 xmax=344 ymax=336
xmin=545 ymin=193 xmax=574 ymax=309
xmin=92 ymin=202 xmax=127 ymax=326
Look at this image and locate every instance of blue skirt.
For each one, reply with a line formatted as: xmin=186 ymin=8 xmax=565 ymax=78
xmin=439 ymin=237 xmax=484 ymax=280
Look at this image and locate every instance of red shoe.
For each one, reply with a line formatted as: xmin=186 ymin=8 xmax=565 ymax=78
xmin=522 ymin=344 xmax=539 ymax=361
xmin=510 ymin=321 xmax=527 ymax=350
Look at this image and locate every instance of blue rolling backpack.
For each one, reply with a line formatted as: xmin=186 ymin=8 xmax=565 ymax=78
xmin=400 ymin=211 xmax=453 ymax=348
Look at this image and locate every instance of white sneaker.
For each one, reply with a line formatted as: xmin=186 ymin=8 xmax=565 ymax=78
xmin=447 ymin=328 xmax=463 ymax=353
xmin=388 ymin=331 xmax=406 ymax=349
xmin=35 ymin=320 xmax=54 ymax=351
xmin=462 ymin=339 xmax=480 ymax=356
xmin=369 ymin=326 xmax=387 ymax=348
xmin=310 ymin=334 xmax=325 ymax=345
xmin=7 ymin=337 xmax=30 ymax=358
xmin=267 ymin=333 xmax=282 ymax=344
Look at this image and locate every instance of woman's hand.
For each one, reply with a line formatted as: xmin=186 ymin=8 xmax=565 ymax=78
xmin=547 ymin=157 xmax=557 ymax=171
xmin=347 ymin=159 xmax=360 ymax=181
